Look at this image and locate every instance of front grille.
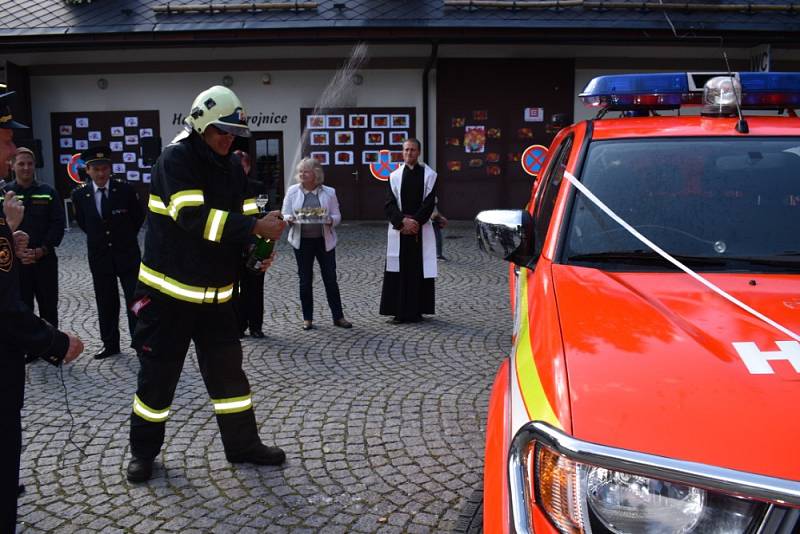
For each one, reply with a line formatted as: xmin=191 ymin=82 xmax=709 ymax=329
xmin=759 ymin=505 xmax=800 ymax=534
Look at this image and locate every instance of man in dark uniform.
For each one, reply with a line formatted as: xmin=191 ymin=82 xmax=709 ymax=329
xmin=233 ymin=149 xmax=267 ymax=338
xmin=379 ymin=138 xmax=438 ymax=323
xmin=72 ymin=145 xmax=145 ymax=359
xmin=0 ymin=90 xmax=84 ymax=533
xmin=126 ymin=86 xmax=286 ymax=483
xmin=8 ymin=146 xmax=65 ymax=333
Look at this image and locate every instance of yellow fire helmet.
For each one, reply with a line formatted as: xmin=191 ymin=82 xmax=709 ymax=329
xmin=185 ymin=85 xmax=251 ymax=138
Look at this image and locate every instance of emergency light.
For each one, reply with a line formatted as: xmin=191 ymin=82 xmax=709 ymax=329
xmin=580 ymin=72 xmax=800 ymax=113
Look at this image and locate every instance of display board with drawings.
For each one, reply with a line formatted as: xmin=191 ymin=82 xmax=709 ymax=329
xmin=50 ymin=110 xmax=159 ymax=208
xmin=298 ymin=107 xmax=416 ymax=219
xmin=300 ymin=107 xmax=415 ymax=171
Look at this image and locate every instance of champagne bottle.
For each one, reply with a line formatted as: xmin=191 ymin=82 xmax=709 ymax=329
xmin=245 ymin=236 xmax=274 ymax=272
xmin=245 ymin=194 xmax=273 ymax=272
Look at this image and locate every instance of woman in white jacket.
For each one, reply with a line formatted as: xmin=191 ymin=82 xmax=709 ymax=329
xmin=282 ymin=157 xmax=352 ymax=330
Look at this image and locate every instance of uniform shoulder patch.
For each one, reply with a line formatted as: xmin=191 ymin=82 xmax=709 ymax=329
xmin=0 ymin=237 xmax=13 ymax=272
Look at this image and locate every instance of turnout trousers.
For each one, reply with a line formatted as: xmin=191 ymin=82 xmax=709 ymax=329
xmin=129 ymin=295 xmax=261 ymax=460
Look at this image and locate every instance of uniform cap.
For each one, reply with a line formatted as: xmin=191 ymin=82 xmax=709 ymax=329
xmin=83 ymin=145 xmax=112 ymax=166
xmin=0 ymin=91 xmax=29 ymax=130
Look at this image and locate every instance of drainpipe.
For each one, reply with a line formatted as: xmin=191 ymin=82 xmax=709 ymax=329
xmin=422 ymin=42 xmax=439 ymax=158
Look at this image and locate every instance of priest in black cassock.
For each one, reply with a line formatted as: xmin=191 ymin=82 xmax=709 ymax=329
xmin=379 ymin=138 xmax=438 ymax=323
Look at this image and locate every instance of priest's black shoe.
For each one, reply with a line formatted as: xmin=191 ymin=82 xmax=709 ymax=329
xmin=226 ymin=443 xmax=286 ymax=466
xmin=94 ymin=346 xmax=121 ymax=360
xmin=250 ymin=329 xmax=265 ymax=338
xmin=126 ymin=457 xmax=154 ymax=482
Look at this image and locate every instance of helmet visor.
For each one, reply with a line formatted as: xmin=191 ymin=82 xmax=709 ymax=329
xmin=211 ymin=121 xmax=251 ymax=138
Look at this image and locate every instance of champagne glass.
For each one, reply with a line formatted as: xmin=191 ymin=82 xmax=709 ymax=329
xmin=255 ymin=194 xmax=269 ymax=215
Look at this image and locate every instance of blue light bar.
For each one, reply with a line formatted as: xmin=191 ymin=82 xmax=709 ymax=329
xmin=580 ymin=73 xmax=689 ymax=97
xmin=740 ymin=72 xmax=800 ymax=93
xmin=580 ymin=72 xmax=800 ymax=111
xmin=579 ymin=73 xmax=691 ymax=110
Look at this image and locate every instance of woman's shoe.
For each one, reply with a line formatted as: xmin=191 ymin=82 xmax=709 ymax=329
xmin=333 ymin=318 xmax=352 ymax=329
xmin=250 ymin=329 xmax=265 ymax=338
xmin=302 ymin=320 xmax=314 ymax=330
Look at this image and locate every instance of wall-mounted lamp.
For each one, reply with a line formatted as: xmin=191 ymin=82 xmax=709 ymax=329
xmin=222 ymin=75 xmax=234 ymax=87
xmin=352 ymin=73 xmax=363 ymax=86
xmin=97 ymin=78 xmax=109 ymax=90
xmin=262 ymin=73 xmax=271 ymax=85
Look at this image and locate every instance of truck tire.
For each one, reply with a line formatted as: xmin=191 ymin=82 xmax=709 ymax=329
xmin=454 ymin=486 xmax=483 ymax=533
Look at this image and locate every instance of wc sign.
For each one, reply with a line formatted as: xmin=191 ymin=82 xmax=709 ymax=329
xmin=749 ymin=44 xmax=771 ymax=72
xmin=732 ymin=340 xmax=800 ymax=374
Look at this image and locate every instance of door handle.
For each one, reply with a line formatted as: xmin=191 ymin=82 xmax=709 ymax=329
xmin=352 ymin=170 xmax=359 ymax=183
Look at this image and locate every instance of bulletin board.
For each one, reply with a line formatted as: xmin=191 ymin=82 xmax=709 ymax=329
xmin=50 ymin=110 xmax=160 ymax=205
xmin=299 ymin=107 xmax=416 ymax=219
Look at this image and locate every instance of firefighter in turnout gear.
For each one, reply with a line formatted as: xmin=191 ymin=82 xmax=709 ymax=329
xmin=0 ymin=89 xmax=84 ymax=531
xmin=126 ymin=86 xmax=287 ymax=483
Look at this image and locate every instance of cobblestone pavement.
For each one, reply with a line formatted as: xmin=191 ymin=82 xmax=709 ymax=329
xmin=18 ymin=221 xmax=511 ymax=533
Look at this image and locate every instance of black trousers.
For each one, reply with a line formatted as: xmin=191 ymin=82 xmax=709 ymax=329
xmin=91 ymin=268 xmax=138 ymax=350
xmin=19 ymin=254 xmax=59 ymax=328
xmin=0 ymin=350 xmax=24 ymax=533
xmin=130 ymin=296 xmax=261 ymax=460
xmin=236 ymin=267 xmax=265 ymax=334
xmin=292 ymin=238 xmax=344 ymax=322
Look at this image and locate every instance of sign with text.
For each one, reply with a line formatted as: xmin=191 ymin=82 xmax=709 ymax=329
xmin=749 ymin=44 xmax=771 ymax=72
xmin=524 ymin=107 xmax=544 ymax=122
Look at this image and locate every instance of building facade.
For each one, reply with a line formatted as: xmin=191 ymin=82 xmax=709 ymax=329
xmin=2 ymin=0 xmax=799 ymax=219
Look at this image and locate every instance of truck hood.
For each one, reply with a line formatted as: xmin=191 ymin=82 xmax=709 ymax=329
xmin=552 ymin=264 xmax=800 ymax=481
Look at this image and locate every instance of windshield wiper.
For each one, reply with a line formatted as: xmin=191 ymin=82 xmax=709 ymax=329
xmin=721 ymin=255 xmax=800 ymax=267
xmin=567 ymin=251 xmax=727 ymax=267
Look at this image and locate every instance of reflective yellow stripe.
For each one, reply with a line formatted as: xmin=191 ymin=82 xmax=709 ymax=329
xmin=133 ymin=394 xmax=170 ymax=422
xmin=168 ymin=190 xmax=204 ymax=220
xmin=138 ymin=263 xmax=234 ymax=304
xmin=148 ymin=194 xmax=169 ymax=215
xmin=211 ymin=394 xmax=252 ymax=415
xmin=514 ymin=270 xmax=562 ymax=429
xmin=30 ymin=194 xmax=52 ymax=200
xmin=242 ymin=198 xmax=258 ymax=215
xmin=203 ymin=208 xmax=229 ymax=242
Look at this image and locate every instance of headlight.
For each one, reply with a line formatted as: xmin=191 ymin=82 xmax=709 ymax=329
xmin=509 ymin=423 xmax=800 ymax=534
xmin=533 ymin=445 xmax=762 ymax=534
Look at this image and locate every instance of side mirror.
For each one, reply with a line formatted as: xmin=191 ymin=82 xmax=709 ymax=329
xmin=475 ymin=209 xmax=535 ymax=267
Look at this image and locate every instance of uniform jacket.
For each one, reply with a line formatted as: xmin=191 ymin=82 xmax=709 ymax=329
xmin=386 ymin=163 xmax=438 ymax=279
xmin=7 ymin=179 xmax=64 ymax=254
xmin=0 ymin=209 xmax=69 ymax=365
xmin=71 ymin=179 xmax=144 ymax=275
xmin=282 ymin=183 xmax=341 ymax=252
xmin=138 ymin=132 xmax=258 ymax=304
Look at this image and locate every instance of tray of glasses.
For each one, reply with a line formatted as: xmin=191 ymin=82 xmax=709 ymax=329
xmin=293 ymin=207 xmax=328 ymax=224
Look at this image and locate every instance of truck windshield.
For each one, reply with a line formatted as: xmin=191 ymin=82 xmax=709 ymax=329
xmin=563 ymin=137 xmax=800 ymax=271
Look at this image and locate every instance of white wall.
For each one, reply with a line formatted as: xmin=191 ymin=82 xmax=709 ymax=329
xmin=30 ymin=68 xmax=423 ymax=188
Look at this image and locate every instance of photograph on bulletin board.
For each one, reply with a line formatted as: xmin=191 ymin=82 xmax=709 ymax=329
xmin=349 ymin=114 xmax=367 ymax=128
xmin=335 ymin=131 xmax=354 ymax=145
xmin=365 ymin=131 xmax=384 ymax=145
xmin=326 ymin=115 xmax=344 ymax=129
xmin=390 ymin=115 xmax=409 ymax=128
xmin=389 ymin=132 xmax=408 ymax=146
xmin=307 ymin=115 xmax=325 ymax=129
xmin=310 ymin=151 xmax=329 ymax=165
xmin=371 ymin=115 xmax=389 ymax=129
xmin=362 ymin=151 xmax=379 ymax=164
xmin=310 ymin=132 xmax=329 ymax=146
xmin=334 ymin=151 xmax=353 ymax=165
xmin=464 ymin=126 xmax=486 ymax=153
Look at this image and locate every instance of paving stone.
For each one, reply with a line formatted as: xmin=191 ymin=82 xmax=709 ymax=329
xmin=18 ymin=222 xmax=508 ymax=532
